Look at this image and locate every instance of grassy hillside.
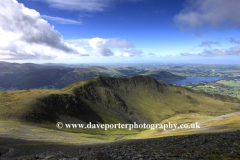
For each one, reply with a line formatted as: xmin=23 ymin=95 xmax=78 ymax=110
xmin=0 ymin=75 xmax=239 ymax=141
xmin=1 ymin=75 xmax=239 ymax=122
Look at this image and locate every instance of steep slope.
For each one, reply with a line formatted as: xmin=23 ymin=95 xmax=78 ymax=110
xmin=1 ymin=75 xmax=239 ymax=127
xmin=24 ymin=94 xmax=103 ymax=124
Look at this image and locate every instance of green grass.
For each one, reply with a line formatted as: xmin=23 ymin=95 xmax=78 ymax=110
xmin=160 ymin=113 xmax=213 ymax=124
xmin=188 ymin=79 xmax=240 ymax=98
xmin=217 ymin=79 xmax=240 ymax=87
xmin=1 ymin=75 xmax=240 ymax=141
xmin=202 ymin=113 xmax=240 ymax=130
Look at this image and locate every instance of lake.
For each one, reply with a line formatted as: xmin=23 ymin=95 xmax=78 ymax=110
xmin=162 ymin=77 xmax=222 ymax=85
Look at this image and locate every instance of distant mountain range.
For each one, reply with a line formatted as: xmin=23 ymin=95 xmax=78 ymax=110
xmin=0 ymin=62 xmax=186 ymax=90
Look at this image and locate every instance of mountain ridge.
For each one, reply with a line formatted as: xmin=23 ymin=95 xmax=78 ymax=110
xmin=2 ymin=75 xmax=239 ymax=127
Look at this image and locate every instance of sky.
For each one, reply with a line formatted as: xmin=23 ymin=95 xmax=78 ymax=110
xmin=0 ymin=0 xmax=240 ymax=64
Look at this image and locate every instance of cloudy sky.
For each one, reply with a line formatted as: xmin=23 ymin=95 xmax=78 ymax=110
xmin=0 ymin=0 xmax=240 ymax=64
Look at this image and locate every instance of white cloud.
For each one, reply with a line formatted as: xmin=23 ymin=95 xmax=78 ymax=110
xmin=76 ymin=37 xmax=141 ymax=57
xmin=118 ymin=48 xmax=143 ymax=57
xmin=67 ymin=38 xmax=137 ymax=57
xmin=174 ymin=0 xmax=240 ymax=32
xmin=107 ymin=39 xmax=134 ymax=48
xmin=67 ymin=38 xmax=133 ymax=48
xmin=198 ymin=49 xmax=228 ymax=56
xmin=198 ymin=47 xmax=240 ymax=56
xmin=89 ymin=38 xmax=113 ymax=56
xmin=0 ymin=0 xmax=87 ymax=60
xmin=180 ymin=45 xmax=240 ymax=57
xmin=114 ymin=51 xmax=122 ymax=57
xmin=229 ymin=46 xmax=240 ymax=54
xmin=41 ymin=15 xmax=82 ymax=24
xmin=38 ymin=0 xmax=144 ymax=12
xmin=65 ymin=39 xmax=91 ymax=47
xmin=42 ymin=0 xmax=110 ymax=12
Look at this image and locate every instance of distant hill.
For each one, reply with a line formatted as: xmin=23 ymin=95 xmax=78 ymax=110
xmin=0 ymin=61 xmax=40 ymax=75
xmin=0 ymin=62 xmax=72 ymax=90
xmin=0 ymin=61 xmax=67 ymax=75
xmin=0 ymin=62 xmax=186 ymax=90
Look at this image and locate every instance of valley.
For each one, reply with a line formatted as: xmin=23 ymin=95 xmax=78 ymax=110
xmin=0 ymin=62 xmax=185 ymax=91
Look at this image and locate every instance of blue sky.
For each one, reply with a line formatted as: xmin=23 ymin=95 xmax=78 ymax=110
xmin=0 ymin=0 xmax=240 ymax=64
